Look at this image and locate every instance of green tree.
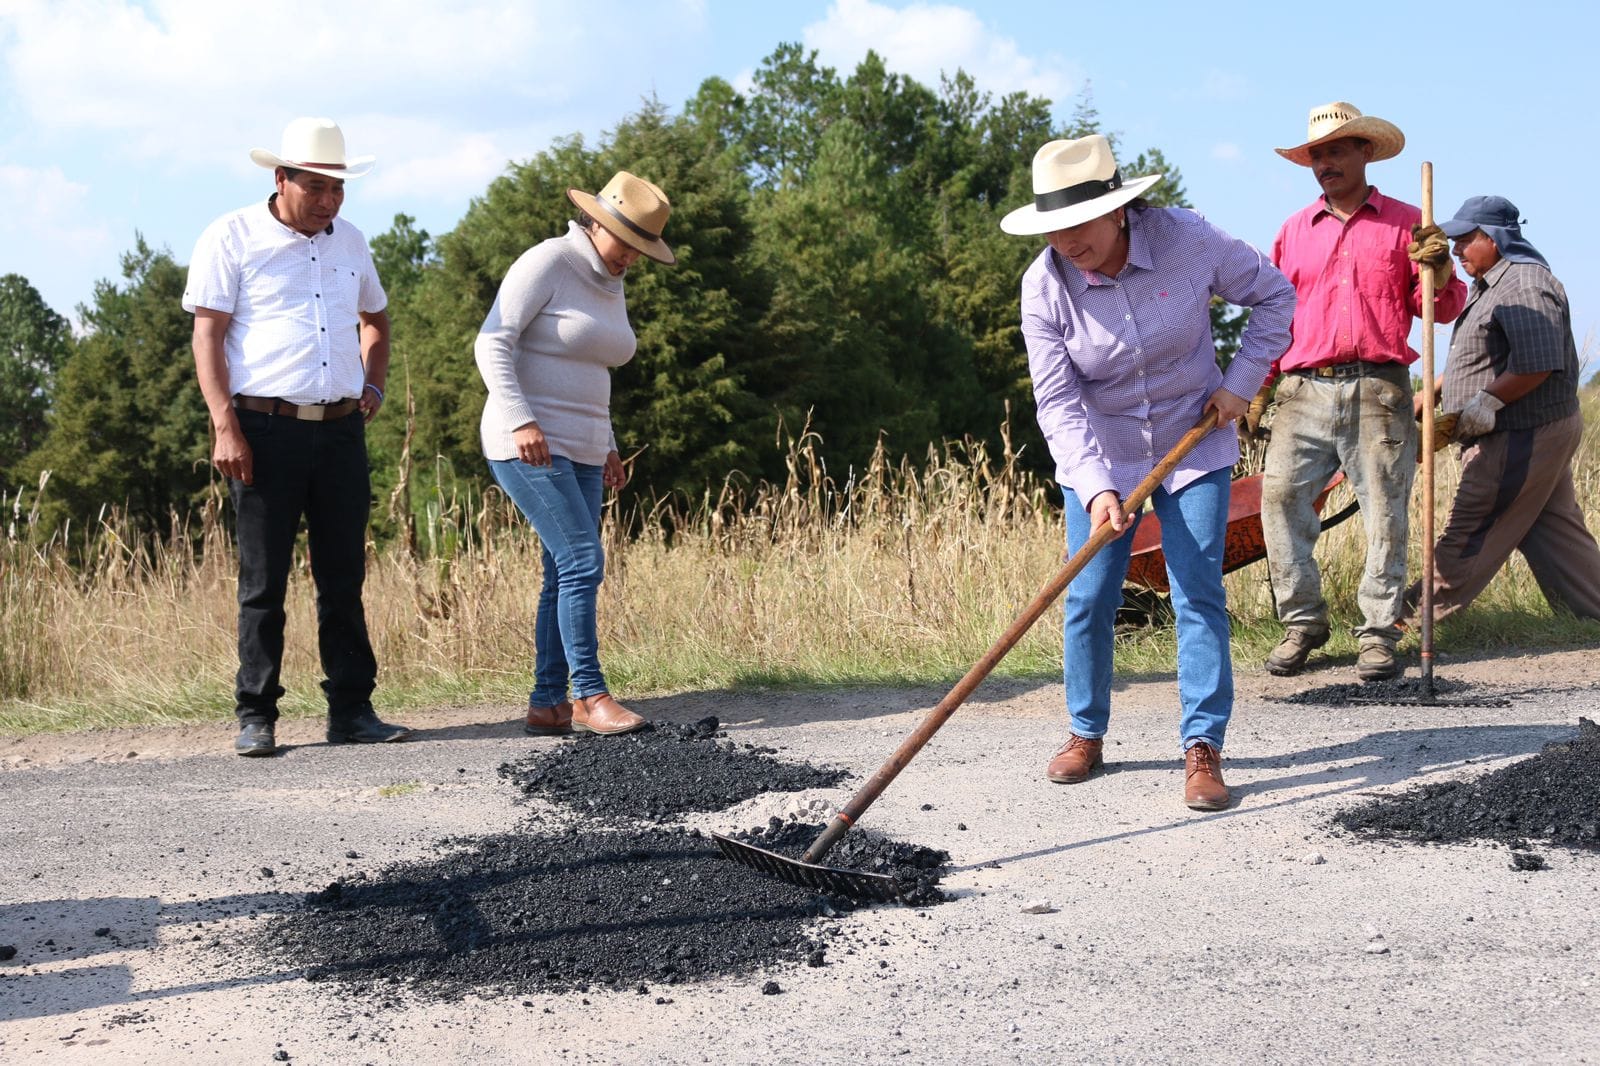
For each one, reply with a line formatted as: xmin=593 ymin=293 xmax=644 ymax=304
xmin=0 ymin=274 xmax=73 ymax=490
xmin=370 ymin=213 xmax=435 ymax=308
xmin=19 ymin=239 xmax=208 ymax=536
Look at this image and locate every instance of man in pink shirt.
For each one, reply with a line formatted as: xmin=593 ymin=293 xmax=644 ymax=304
xmin=1258 ymin=103 xmax=1467 ymax=681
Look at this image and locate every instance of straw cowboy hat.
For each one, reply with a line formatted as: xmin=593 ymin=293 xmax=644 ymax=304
xmin=567 ymin=171 xmax=676 ymax=265
xmin=250 ymin=117 xmax=374 ymax=179
xmin=1000 ymin=135 xmax=1162 ymax=235
xmin=1275 ymin=102 xmax=1404 ymax=167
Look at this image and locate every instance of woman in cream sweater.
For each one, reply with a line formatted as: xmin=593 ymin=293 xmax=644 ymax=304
xmin=475 ymin=171 xmax=675 ymax=736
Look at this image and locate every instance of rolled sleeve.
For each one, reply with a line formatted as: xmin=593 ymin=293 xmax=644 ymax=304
xmin=181 ymin=220 xmax=240 ymax=315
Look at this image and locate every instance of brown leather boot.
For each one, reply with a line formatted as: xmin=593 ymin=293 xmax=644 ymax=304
xmin=1046 ymin=734 xmax=1104 ymax=783
xmin=571 ymin=693 xmax=648 ymax=735
xmin=1184 ymin=742 xmax=1231 ymax=811
xmin=524 ymin=700 xmax=574 ymax=736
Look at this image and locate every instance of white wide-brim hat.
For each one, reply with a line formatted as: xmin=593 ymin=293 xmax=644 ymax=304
xmin=567 ymin=170 xmax=675 ymax=265
xmin=250 ymin=117 xmax=374 ymax=179
xmin=1275 ymin=101 xmax=1404 ymax=167
xmin=1000 ymin=135 xmax=1161 ymax=236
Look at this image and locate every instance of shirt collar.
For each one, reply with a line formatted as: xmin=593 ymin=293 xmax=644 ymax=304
xmin=1476 ymin=257 xmax=1513 ymax=292
xmin=1314 ymin=185 xmax=1384 ymax=222
xmin=266 ymin=192 xmax=335 ymax=237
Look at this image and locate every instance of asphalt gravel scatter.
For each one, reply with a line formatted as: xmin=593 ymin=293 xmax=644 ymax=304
xmin=1272 ymin=676 xmax=1510 ymax=707
xmin=498 ymin=717 xmax=850 ymax=823
xmin=1333 ymin=718 xmax=1600 ymax=851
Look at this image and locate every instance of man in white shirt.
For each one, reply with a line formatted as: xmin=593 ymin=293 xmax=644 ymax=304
xmin=183 ymin=117 xmax=411 ymax=756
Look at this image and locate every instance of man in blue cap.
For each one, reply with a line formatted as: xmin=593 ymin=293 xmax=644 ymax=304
xmin=1407 ymin=195 xmax=1600 ymax=623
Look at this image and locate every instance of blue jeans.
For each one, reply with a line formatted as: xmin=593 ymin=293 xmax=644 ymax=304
xmin=1062 ymin=468 xmax=1233 ymax=752
xmin=489 ymin=456 xmax=608 ymax=705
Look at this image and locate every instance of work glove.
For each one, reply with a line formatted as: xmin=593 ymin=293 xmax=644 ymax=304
xmin=1454 ymin=390 xmax=1504 ymax=438
xmin=1415 ymin=412 xmax=1459 ymax=462
xmin=1242 ymin=384 xmax=1272 ymax=441
xmin=1408 ymin=222 xmax=1454 ymax=292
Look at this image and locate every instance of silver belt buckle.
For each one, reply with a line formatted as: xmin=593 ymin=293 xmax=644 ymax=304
xmin=296 ymin=403 xmax=327 ymax=422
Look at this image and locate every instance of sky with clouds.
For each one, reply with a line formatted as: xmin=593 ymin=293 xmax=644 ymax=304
xmin=1 ymin=0 xmax=1594 ymax=359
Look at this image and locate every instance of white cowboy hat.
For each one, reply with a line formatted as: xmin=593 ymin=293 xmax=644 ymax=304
xmin=1000 ymin=135 xmax=1162 ymax=235
xmin=1275 ymin=101 xmax=1404 ymax=167
xmin=567 ymin=171 xmax=675 ymax=265
xmin=250 ymin=117 xmax=374 ymax=179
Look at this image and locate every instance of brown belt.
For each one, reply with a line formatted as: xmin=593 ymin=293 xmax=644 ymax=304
xmin=234 ymin=394 xmax=360 ymax=421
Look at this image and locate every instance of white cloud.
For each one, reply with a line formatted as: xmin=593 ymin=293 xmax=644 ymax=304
xmin=0 ymin=0 xmax=697 ymax=177
xmin=802 ymin=0 xmax=1079 ymax=106
xmin=0 ymin=163 xmax=112 ymax=254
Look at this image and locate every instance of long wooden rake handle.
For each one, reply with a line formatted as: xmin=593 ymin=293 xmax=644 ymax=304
xmin=802 ymin=409 xmax=1225 ymax=863
xmin=1419 ymin=161 xmax=1439 ymax=693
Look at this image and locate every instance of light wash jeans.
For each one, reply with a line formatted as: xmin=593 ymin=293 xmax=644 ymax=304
xmin=489 ymin=456 xmax=608 ymax=705
xmin=1261 ymin=367 xmax=1417 ymax=644
xmin=1063 ymin=467 xmax=1233 ymax=752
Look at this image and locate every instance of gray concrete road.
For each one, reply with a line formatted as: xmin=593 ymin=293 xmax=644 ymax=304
xmin=3 ymin=648 xmax=1598 ymax=1064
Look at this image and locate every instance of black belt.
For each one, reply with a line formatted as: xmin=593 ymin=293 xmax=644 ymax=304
xmin=1294 ymin=361 xmax=1406 ymax=380
xmin=234 ymin=394 xmax=360 ymax=421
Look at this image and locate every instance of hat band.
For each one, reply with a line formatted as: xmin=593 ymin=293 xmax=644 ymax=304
xmin=1035 ymin=169 xmax=1123 ymax=213
xmin=594 ymin=196 xmax=662 ymax=243
xmin=287 ymin=160 xmax=348 ymax=170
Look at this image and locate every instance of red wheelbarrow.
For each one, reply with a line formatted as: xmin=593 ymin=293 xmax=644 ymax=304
xmin=1123 ymin=470 xmax=1355 ymax=593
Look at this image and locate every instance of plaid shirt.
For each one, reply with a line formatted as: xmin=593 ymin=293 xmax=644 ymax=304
xmin=1442 ymin=258 xmax=1580 ymax=433
xmin=1021 ymin=206 xmax=1294 ymax=505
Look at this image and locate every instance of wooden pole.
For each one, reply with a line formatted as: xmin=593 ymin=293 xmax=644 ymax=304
xmin=1419 ymin=162 xmax=1437 ymax=693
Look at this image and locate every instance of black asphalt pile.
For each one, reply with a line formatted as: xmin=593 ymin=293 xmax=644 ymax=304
xmin=497 ymin=717 xmax=850 ymax=823
xmin=1333 ymin=718 xmax=1600 ymax=851
xmin=259 ymin=821 xmax=948 ymax=1001
xmin=260 ymin=826 xmax=826 ymax=1000
xmin=254 ymin=719 xmax=952 ymax=1001
xmin=1271 ymin=676 xmax=1508 ymax=707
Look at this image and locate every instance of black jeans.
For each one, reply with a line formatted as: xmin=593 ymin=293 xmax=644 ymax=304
xmin=230 ymin=407 xmax=376 ymax=725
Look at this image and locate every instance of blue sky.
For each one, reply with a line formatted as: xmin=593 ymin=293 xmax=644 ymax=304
xmin=1 ymin=0 xmax=1594 ymax=368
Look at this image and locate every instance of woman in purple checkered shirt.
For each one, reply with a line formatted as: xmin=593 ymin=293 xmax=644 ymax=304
xmin=1001 ymin=135 xmax=1295 ymax=811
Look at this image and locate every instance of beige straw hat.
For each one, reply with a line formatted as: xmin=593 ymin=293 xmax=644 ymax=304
xmin=1275 ymin=102 xmax=1404 ymax=167
xmin=1000 ymin=135 xmax=1162 ymax=235
xmin=250 ymin=117 xmax=374 ymax=179
xmin=566 ymin=171 xmax=675 ymax=265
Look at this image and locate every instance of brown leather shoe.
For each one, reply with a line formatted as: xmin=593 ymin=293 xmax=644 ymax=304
xmin=571 ymin=693 xmax=648 ymax=735
xmin=1184 ymin=742 xmax=1231 ymax=811
xmin=1046 ymin=734 xmax=1104 ymax=784
xmin=524 ymin=700 xmax=574 ymax=736
xmin=1356 ymin=640 xmax=1400 ymax=682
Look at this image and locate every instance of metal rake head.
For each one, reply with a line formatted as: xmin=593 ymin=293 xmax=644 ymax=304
xmin=710 ymin=832 xmax=900 ymax=903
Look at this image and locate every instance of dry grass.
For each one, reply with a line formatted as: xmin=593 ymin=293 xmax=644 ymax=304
xmin=5 ymin=393 xmax=1599 ymax=736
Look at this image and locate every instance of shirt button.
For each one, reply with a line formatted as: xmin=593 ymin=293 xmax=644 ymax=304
xmin=1136 ymin=369 xmax=1144 ymax=377
xmin=315 ymin=293 xmax=321 ymax=298
xmin=1124 ymin=314 xmax=1132 ymax=320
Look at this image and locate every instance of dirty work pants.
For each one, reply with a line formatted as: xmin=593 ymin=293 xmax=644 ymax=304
xmin=1062 ymin=467 xmax=1233 ymax=753
xmin=1261 ymin=365 xmax=1417 ymax=644
xmin=231 ymin=408 xmax=377 ymax=726
xmin=489 ymin=455 xmax=609 ymax=706
xmin=1407 ymin=412 xmax=1600 ymax=623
